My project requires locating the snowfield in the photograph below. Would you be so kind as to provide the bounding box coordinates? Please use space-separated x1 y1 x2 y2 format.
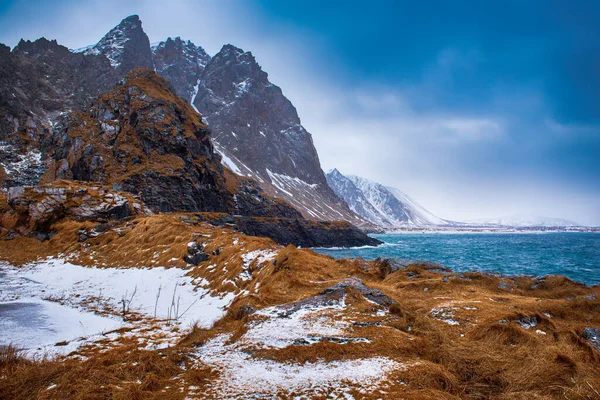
0 258 234 357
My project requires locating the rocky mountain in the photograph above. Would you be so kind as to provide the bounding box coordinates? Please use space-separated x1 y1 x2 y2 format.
22 68 377 247
42 68 233 213
0 15 160 190
0 14 367 226
191 44 364 224
326 169 450 228
81 15 153 74
151 37 210 105
0 39 119 187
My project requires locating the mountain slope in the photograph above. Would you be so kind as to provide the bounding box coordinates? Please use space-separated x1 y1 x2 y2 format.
326 169 449 228
0 39 119 187
192 44 366 225
325 169 395 227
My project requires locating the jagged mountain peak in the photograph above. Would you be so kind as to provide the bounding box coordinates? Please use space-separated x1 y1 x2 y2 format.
153 36 207 56
327 168 343 177
209 44 266 81
152 36 210 67
82 14 153 71
13 37 63 56
152 37 210 105
220 43 250 56
121 14 141 24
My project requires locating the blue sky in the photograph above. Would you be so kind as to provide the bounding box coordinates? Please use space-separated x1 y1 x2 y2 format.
1 0 599 224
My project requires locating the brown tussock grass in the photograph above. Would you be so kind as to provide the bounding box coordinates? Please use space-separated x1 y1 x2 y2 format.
1 211 600 399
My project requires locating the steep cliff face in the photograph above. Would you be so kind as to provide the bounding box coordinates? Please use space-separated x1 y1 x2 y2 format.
193 44 366 225
152 37 210 105
0 15 154 188
0 38 118 187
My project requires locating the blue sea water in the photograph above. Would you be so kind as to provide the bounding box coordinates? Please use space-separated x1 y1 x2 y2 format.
314 232 600 286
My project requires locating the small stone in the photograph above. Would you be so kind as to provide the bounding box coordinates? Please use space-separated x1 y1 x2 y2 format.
582 327 600 352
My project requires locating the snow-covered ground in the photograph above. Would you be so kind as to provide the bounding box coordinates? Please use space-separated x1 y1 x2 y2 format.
0 258 234 357
195 333 404 398
0 299 120 357
192 295 404 398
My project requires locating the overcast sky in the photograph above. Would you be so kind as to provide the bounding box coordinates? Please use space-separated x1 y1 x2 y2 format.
1 0 599 225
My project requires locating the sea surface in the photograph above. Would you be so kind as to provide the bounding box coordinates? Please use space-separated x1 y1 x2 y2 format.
314 232 600 286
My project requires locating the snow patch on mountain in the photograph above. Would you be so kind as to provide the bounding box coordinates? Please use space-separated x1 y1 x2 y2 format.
82 18 134 67
326 169 449 228
78 15 153 73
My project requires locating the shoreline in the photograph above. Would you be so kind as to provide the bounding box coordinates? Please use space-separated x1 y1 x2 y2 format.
381 228 600 234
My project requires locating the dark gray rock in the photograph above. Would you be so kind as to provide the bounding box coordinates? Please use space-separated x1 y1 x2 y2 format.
582 327 600 352
498 281 514 291
233 216 382 248
275 277 395 318
233 182 302 219
184 241 209 265
514 316 538 329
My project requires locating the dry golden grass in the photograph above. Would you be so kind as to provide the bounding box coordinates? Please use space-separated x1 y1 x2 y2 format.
1 212 599 399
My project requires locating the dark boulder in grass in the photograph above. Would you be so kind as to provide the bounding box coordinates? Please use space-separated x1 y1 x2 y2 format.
582 327 600 352
273 277 395 317
184 240 210 265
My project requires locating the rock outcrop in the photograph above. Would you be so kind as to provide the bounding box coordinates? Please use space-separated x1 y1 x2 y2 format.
43 69 233 213
278 277 396 315
0 180 147 239
190 213 382 248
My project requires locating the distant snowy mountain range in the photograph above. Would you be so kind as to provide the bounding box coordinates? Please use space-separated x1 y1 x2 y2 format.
468 214 581 228
326 169 584 230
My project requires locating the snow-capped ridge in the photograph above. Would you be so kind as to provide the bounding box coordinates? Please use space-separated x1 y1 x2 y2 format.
326 169 450 228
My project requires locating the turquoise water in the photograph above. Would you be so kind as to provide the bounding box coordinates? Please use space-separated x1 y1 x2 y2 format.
314 232 600 286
